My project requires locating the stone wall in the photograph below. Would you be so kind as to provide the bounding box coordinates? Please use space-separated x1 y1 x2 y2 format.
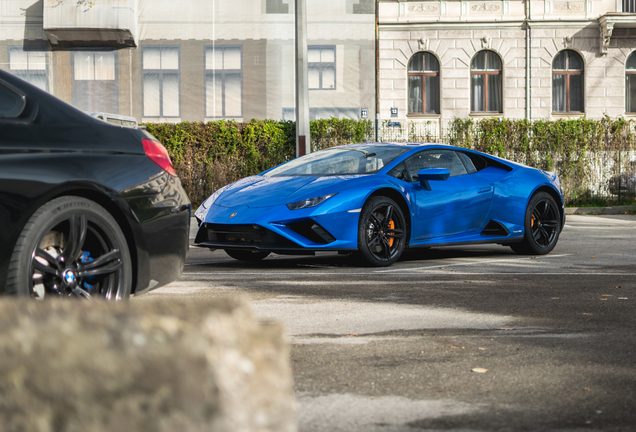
0 298 296 432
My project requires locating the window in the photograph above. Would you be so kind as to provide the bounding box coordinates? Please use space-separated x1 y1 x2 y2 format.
72 51 118 113
623 0 636 12
205 46 242 118
142 46 180 118
408 52 440 115
352 0 374 14
471 50 502 113
0 82 25 118
308 46 336 90
266 0 289 13
553 50 584 113
626 52 636 113
8 47 47 91
403 150 468 181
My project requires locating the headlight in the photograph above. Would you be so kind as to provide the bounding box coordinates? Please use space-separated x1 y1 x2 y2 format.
286 193 337 210
194 185 229 221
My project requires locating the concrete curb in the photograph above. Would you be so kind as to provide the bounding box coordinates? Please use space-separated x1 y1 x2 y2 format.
565 205 636 215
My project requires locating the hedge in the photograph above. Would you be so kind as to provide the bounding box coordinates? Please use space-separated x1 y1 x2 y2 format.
143 117 636 207
143 119 373 206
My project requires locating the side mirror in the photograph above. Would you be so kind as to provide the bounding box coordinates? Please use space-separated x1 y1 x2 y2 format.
417 168 450 190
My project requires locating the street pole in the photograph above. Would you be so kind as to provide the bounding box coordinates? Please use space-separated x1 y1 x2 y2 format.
295 0 310 157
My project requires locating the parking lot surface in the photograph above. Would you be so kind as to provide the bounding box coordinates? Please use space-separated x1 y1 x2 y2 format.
136 215 636 431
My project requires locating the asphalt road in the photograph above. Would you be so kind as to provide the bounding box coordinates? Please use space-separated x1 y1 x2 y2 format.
135 215 636 432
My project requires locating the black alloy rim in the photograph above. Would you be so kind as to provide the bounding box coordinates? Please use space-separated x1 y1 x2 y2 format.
530 199 560 248
365 204 405 261
29 214 124 300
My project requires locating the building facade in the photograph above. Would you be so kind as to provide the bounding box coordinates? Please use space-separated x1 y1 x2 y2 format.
0 0 375 123
378 0 636 133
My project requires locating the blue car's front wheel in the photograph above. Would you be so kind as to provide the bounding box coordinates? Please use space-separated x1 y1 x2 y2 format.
511 192 561 255
357 196 406 267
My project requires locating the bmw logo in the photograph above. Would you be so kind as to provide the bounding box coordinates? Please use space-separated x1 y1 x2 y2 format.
230 212 237 218
63 269 76 285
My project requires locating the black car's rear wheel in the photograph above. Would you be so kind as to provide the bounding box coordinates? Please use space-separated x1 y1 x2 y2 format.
225 249 271 261
510 192 561 255
6 196 132 300
357 196 406 267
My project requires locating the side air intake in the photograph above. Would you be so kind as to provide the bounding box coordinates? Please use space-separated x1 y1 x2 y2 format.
480 220 510 237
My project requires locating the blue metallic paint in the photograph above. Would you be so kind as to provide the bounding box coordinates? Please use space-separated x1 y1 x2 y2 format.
194 143 564 257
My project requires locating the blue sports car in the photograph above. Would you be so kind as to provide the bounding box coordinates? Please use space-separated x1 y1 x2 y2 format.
194 143 564 267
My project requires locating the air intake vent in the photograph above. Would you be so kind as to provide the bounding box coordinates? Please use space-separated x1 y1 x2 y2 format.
287 221 336 244
481 220 510 237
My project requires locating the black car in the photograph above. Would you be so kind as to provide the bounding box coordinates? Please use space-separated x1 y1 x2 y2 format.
0 70 190 300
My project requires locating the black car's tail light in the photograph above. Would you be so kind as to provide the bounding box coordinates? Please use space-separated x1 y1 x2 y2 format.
142 138 177 177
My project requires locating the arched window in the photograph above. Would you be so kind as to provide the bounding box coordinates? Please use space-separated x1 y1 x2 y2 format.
553 50 584 113
626 52 636 113
471 50 502 113
408 52 440 114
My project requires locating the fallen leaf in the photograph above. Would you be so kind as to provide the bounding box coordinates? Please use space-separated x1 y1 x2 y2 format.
349 333 358 337
531 256 536 259
552 297 560 300
512 278 518 281
472 368 488 374
478 347 487 351
583 387 591 391
591 256 595 258
439 267 445 269
615 286 622 288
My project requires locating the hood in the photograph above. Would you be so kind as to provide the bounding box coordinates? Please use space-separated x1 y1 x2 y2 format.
216 175 362 208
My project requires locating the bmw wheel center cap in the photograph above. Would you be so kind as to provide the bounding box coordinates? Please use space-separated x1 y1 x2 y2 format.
63 269 77 286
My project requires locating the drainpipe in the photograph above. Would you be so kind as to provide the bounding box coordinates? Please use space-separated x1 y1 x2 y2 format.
525 0 532 120
375 0 380 142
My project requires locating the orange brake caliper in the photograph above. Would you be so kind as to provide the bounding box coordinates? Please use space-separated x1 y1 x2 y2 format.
387 220 395 247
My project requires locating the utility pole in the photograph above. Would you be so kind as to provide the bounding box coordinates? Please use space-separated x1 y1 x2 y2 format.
295 0 310 157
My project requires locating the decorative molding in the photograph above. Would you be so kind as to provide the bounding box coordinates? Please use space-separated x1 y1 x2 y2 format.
471 2 501 13
564 35 573 48
553 1 584 12
409 3 439 14
600 20 614 55
481 36 492 49
419 37 430 50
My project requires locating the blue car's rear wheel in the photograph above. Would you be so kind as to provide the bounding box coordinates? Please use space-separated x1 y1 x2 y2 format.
357 196 406 267
511 192 561 255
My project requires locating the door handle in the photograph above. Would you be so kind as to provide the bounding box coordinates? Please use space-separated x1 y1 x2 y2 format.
478 186 492 194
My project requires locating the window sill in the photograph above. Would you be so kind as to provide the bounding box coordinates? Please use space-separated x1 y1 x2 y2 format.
469 113 503 118
141 117 181 123
407 114 441 119
552 112 585 119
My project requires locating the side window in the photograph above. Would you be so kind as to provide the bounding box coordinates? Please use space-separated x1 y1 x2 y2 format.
0 83 25 119
457 152 477 174
404 150 468 180
388 162 412 182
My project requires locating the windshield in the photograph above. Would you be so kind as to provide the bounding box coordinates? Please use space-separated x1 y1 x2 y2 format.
264 146 411 177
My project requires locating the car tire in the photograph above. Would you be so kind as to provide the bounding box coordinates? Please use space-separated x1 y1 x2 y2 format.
357 196 407 267
225 249 271 261
6 196 132 300
510 191 561 255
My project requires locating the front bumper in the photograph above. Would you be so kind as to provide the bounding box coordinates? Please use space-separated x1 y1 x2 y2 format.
194 203 360 252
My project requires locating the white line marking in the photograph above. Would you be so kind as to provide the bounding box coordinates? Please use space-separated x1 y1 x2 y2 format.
373 254 573 273
180 270 636 277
